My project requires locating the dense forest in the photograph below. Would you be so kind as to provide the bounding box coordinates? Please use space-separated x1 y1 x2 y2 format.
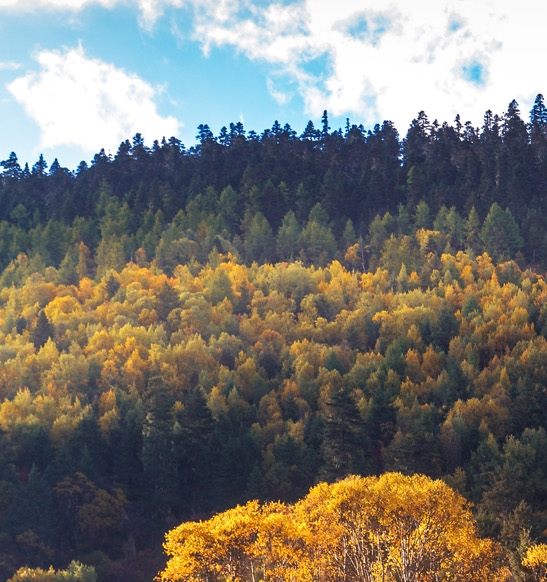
2 97 547 580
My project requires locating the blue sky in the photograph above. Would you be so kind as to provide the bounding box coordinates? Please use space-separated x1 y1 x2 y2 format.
0 0 545 171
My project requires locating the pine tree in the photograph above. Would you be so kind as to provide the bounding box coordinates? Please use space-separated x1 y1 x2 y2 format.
276 210 301 261
31 310 54 349
465 205 481 252
174 386 216 514
142 375 178 518
1 152 22 180
243 212 274 263
6 465 57 566
480 203 523 261
320 387 369 481
155 282 180 321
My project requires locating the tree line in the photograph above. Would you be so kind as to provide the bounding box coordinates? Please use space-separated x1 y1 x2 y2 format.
1 96 547 275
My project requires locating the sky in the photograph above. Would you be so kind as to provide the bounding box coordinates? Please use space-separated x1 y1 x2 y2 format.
0 0 545 172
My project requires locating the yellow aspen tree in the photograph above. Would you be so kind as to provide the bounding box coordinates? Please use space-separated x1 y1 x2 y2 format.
123 347 149 392
159 519 217 582
159 474 508 582
160 501 262 582
372 473 495 582
523 544 547 582
252 502 313 582
295 473 506 582
44 294 83 327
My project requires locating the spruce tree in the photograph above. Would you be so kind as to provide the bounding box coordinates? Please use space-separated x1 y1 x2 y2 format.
31 310 53 349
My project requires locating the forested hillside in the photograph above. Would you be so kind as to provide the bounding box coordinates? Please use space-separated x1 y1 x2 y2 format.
1 98 547 580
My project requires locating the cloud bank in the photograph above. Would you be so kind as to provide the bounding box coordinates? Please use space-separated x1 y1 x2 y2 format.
2 0 546 139
184 0 542 129
8 46 181 156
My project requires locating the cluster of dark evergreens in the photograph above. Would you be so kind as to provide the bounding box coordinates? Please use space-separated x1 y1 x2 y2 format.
1 96 547 276
1 97 547 581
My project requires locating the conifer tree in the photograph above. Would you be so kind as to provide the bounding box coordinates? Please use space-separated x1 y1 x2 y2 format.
320 387 369 481
481 203 523 261
31 310 54 349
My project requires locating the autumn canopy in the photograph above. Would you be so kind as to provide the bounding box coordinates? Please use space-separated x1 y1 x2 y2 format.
159 472 508 582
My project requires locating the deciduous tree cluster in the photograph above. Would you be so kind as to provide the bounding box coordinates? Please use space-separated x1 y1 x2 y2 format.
159 473 509 582
0 245 545 579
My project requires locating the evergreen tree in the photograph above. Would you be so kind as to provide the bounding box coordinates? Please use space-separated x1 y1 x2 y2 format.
31 310 54 349
276 210 301 261
155 282 180 321
413 200 431 229
242 211 274 263
174 386 216 514
321 110 330 139
1 152 22 180
6 466 57 566
465 205 481 252
320 387 370 481
142 375 178 519
480 203 523 261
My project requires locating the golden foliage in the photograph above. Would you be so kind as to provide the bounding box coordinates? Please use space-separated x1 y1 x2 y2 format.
523 544 547 581
159 473 506 582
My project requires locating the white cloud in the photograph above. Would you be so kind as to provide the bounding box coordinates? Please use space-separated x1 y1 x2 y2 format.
0 0 114 10
182 0 547 131
0 0 185 28
3 0 547 132
0 61 20 70
266 77 291 106
8 45 181 155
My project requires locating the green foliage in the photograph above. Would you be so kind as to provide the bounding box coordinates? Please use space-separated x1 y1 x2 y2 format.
320 387 369 480
300 218 337 266
31 311 53 349
481 203 523 261
275 210 301 261
242 211 274 263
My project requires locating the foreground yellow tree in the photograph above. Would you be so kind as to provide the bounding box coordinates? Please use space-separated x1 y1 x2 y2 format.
296 473 507 582
159 501 262 582
523 544 547 581
158 473 509 582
